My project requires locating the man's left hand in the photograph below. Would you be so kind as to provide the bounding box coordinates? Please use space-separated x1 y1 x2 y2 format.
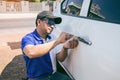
63 36 79 49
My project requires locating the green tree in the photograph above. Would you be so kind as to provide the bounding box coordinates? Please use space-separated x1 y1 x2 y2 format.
35 0 40 2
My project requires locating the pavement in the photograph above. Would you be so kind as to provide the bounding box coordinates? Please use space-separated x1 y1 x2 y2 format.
0 13 36 79
0 13 37 19
0 27 34 76
0 12 38 79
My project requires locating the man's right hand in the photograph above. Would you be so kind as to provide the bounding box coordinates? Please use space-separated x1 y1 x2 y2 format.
56 32 73 44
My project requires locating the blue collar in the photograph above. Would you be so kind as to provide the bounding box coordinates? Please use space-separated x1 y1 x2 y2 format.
32 29 51 41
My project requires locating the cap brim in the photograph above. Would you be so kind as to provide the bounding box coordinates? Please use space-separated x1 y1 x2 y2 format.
47 16 62 24
54 17 62 24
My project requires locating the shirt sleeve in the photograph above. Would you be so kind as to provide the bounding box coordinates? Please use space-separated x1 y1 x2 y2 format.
54 44 64 55
21 35 34 51
49 34 64 54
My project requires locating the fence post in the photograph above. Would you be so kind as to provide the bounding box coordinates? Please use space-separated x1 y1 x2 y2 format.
21 1 29 13
0 1 6 13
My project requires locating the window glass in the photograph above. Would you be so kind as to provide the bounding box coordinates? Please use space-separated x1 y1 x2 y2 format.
88 0 120 24
61 0 83 16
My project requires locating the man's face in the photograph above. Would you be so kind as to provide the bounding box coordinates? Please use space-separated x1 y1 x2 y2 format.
44 19 55 34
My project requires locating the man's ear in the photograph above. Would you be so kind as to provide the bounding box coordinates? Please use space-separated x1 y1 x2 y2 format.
37 19 41 26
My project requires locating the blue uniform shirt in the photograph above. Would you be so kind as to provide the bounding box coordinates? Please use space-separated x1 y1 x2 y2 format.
21 29 62 78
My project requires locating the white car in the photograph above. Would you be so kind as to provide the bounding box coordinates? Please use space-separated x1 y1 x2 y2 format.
53 0 120 80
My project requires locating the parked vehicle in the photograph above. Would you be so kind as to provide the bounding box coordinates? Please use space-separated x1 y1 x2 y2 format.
53 0 120 80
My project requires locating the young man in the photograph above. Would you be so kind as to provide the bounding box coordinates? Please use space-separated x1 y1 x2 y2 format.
21 11 79 80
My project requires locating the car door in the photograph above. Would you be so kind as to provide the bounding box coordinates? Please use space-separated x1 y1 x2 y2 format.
53 0 120 80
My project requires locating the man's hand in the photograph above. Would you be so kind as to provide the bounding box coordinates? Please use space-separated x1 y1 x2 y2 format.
63 36 79 49
56 36 79 62
56 32 73 44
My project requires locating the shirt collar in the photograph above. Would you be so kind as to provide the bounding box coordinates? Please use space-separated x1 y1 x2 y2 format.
32 29 51 41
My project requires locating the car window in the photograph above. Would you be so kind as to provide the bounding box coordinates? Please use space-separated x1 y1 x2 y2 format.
61 0 120 24
88 0 120 24
61 0 83 16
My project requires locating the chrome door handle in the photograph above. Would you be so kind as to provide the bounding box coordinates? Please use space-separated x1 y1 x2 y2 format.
77 36 92 46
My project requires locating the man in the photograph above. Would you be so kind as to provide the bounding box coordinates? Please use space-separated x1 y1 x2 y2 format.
21 11 79 80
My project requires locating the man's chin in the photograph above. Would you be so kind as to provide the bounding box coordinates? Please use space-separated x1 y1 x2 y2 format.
47 32 51 34
47 30 53 34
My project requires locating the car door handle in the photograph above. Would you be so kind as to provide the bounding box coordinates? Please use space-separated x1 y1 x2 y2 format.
77 36 92 46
